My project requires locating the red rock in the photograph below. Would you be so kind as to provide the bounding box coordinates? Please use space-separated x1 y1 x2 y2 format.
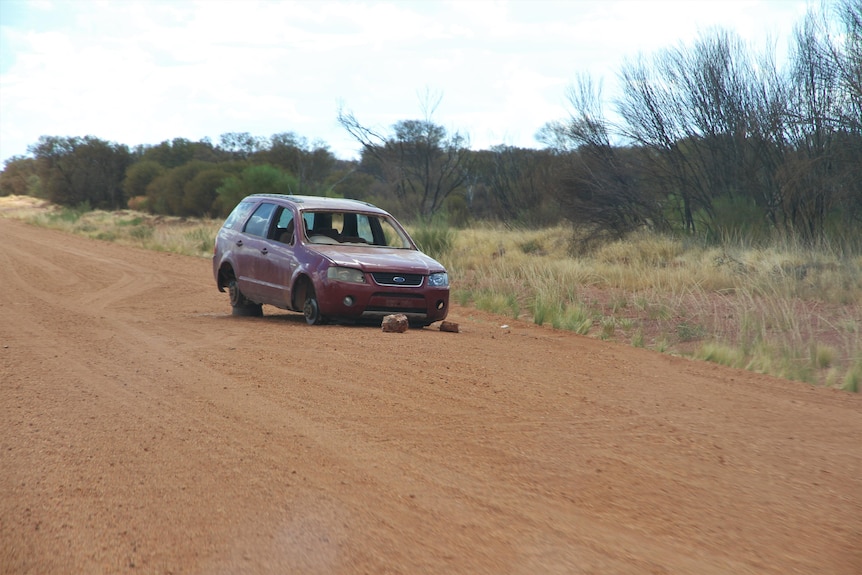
381 314 409 333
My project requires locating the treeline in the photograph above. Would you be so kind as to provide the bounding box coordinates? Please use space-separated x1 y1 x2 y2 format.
0 128 563 226
1 1 859 245
540 1 861 245
0 133 347 218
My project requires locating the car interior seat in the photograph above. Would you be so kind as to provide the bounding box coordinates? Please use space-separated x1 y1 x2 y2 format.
279 220 295 244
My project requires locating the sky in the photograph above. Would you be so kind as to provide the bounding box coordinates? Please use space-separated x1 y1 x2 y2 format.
0 0 813 165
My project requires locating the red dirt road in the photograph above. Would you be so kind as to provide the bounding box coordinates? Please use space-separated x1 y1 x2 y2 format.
1 218 860 575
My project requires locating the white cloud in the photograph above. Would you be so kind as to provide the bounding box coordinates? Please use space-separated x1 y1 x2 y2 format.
1 0 811 164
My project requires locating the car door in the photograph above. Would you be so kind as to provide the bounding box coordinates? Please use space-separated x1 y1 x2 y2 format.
256 205 299 309
235 201 277 303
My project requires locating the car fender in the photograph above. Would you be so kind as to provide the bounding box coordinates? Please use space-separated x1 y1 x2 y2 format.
215 249 243 286
287 256 332 311
214 252 236 290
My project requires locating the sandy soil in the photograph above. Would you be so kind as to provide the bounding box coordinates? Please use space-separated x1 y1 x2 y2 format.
1 218 860 575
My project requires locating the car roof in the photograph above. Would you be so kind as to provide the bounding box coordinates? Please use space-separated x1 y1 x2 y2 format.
246 194 388 214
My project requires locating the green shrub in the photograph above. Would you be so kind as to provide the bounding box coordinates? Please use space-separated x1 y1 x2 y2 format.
129 226 153 240
412 218 455 260
531 296 560 326
556 304 592 335
843 362 862 393
475 291 518 317
677 321 706 342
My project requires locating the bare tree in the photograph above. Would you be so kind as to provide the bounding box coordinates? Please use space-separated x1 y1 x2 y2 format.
337 92 470 217
467 145 561 224
832 0 862 226
778 7 848 241
539 74 667 242
617 52 705 232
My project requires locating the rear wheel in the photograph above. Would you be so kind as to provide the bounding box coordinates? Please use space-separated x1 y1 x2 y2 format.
228 278 262 317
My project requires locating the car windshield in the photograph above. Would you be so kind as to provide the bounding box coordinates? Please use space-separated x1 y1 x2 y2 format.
301 210 413 248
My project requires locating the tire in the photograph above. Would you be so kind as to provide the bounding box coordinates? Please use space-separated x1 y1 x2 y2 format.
302 285 326 325
228 278 262 317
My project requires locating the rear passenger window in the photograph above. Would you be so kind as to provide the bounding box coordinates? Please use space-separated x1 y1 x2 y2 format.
244 203 276 237
223 200 255 230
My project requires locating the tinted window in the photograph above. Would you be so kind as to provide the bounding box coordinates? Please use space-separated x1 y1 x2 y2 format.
271 206 295 243
275 207 294 229
244 203 276 237
222 200 255 230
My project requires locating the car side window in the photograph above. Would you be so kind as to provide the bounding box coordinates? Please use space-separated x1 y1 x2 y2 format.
372 216 411 248
270 207 295 244
356 214 375 243
244 203 276 237
223 200 255 230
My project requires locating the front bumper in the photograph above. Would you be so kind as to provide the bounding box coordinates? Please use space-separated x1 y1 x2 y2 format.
316 280 449 324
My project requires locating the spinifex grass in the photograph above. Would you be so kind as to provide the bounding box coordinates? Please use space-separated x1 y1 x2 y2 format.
3 196 859 389
12 202 221 258
443 223 861 389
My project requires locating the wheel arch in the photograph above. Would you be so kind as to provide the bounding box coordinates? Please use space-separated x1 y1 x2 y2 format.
217 261 236 292
290 273 314 311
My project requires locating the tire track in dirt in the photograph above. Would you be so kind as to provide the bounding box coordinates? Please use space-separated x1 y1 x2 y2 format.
2 218 861 575
1 223 372 572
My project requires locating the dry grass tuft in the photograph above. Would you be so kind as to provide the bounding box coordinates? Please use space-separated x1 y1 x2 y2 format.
442 222 861 390
3 197 859 390
0 197 220 258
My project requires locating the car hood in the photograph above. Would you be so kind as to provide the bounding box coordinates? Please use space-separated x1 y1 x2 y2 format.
308 245 445 274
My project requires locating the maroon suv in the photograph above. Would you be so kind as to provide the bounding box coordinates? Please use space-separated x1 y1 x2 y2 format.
213 194 449 326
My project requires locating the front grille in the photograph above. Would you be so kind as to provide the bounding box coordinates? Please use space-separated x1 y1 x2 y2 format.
371 272 423 287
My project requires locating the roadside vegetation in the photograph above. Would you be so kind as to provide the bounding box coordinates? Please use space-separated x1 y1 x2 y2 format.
440 222 860 392
2 195 859 392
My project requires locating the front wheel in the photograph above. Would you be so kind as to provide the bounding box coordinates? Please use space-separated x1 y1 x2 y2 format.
228 278 262 317
302 287 326 325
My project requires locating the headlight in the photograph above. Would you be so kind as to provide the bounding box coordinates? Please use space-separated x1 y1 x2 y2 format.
427 272 449 287
327 266 366 283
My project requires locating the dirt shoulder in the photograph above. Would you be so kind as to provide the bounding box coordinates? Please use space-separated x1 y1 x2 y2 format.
1 218 860 574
